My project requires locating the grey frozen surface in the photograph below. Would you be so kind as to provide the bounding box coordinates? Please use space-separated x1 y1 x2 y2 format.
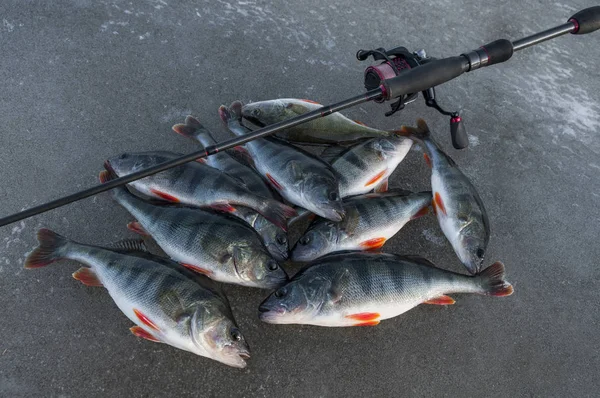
1 0 599 396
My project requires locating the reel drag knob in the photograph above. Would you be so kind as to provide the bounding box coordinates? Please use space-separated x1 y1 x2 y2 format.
450 114 468 149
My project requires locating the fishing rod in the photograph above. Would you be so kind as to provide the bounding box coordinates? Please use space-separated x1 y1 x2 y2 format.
1 6 599 228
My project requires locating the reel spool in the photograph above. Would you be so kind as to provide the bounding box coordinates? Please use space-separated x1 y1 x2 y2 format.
357 47 468 149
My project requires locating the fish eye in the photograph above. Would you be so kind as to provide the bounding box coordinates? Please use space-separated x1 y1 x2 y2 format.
276 233 287 245
328 191 339 201
274 287 287 298
252 109 261 117
299 235 310 245
267 260 279 271
476 248 485 258
230 327 242 341
119 153 129 160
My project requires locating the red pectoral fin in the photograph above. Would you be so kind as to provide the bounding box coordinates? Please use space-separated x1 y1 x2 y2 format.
359 237 386 250
423 153 432 168
354 120 367 126
434 192 447 215
423 295 455 305
365 170 387 187
133 309 160 331
346 312 380 321
130 326 160 343
181 263 213 277
150 189 180 203
266 173 284 191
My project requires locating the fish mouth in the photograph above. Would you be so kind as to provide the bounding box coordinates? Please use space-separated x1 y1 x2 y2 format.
464 262 481 275
265 243 289 262
258 305 293 324
289 248 314 263
238 350 251 360
263 273 289 290
258 304 272 313
317 206 345 222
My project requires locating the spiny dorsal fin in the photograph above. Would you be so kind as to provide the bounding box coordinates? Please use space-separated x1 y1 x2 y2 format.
109 239 149 253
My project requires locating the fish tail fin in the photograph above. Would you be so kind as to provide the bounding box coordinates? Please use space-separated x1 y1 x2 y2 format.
218 105 240 134
99 168 130 201
24 229 71 269
257 200 297 232
229 101 244 120
477 261 514 296
172 116 203 139
395 118 431 141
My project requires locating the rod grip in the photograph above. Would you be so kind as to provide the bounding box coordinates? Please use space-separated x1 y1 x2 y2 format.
569 6 600 34
479 39 514 66
381 56 469 100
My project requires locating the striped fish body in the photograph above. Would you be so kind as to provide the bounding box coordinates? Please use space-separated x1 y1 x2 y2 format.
329 137 413 197
241 98 393 145
172 117 274 198
291 191 432 262
112 187 287 289
25 229 250 368
220 103 344 222
172 117 288 261
401 119 490 274
259 252 512 327
104 151 295 230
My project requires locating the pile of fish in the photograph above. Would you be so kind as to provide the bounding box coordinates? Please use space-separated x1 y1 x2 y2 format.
25 98 513 368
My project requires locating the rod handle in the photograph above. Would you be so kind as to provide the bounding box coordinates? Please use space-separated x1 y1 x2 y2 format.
569 6 600 34
479 39 514 66
381 56 469 100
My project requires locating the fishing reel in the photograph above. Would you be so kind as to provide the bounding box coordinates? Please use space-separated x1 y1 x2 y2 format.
357 47 468 149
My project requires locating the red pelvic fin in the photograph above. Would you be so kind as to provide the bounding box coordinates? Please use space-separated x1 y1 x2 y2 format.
133 309 160 331
434 192 447 215
130 326 160 343
345 312 380 321
423 295 455 305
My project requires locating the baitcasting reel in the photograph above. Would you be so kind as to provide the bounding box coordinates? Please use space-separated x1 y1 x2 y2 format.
357 47 468 149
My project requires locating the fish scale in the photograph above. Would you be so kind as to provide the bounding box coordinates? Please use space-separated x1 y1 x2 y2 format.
219 102 345 222
291 191 432 262
327 136 413 198
107 183 288 289
240 98 399 145
401 119 490 274
171 117 289 261
105 151 295 231
259 252 513 327
24 229 250 368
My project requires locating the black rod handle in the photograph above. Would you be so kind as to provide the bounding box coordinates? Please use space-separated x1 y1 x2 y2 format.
381 56 470 100
569 6 600 34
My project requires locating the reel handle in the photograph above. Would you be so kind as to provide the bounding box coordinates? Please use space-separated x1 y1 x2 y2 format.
569 6 600 34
